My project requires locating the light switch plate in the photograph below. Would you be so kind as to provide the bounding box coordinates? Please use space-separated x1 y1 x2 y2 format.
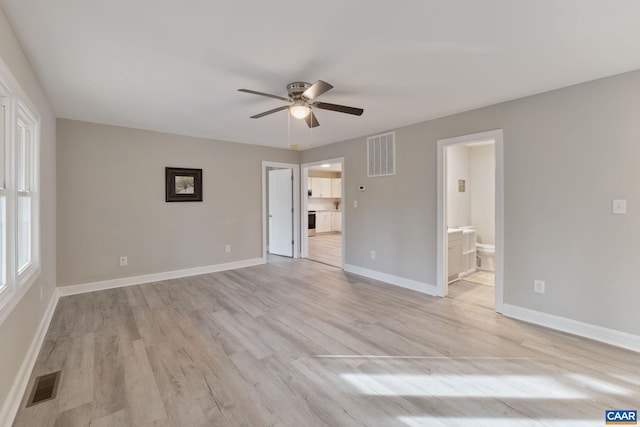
612 199 627 215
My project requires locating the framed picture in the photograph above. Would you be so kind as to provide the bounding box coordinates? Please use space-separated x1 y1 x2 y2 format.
165 167 203 202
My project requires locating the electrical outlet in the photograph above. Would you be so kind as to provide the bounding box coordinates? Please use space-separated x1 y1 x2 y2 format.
225 244 231 253
370 250 376 260
353 200 358 208
534 280 545 294
120 256 128 266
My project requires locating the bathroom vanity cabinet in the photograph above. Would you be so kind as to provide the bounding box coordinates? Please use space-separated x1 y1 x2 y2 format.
448 228 477 283
461 229 477 277
447 230 463 283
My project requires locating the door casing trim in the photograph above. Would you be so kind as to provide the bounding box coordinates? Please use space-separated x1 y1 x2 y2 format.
436 129 504 313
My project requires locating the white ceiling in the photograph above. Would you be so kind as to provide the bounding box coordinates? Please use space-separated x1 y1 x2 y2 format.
2 1 640 150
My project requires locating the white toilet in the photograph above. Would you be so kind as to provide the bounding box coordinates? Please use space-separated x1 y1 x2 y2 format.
476 243 495 272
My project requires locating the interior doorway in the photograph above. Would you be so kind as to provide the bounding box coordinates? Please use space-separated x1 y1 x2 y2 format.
437 130 504 312
262 162 300 260
301 158 344 268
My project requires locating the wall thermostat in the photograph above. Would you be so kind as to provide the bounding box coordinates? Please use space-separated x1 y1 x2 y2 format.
358 185 366 191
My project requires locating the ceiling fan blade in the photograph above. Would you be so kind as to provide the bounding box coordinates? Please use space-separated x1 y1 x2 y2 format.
302 80 334 100
313 102 364 116
250 105 289 119
238 88 290 102
305 111 319 128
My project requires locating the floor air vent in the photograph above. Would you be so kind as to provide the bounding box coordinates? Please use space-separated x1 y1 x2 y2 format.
27 371 61 407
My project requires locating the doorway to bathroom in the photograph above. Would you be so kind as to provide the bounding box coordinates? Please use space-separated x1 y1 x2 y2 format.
436 130 504 312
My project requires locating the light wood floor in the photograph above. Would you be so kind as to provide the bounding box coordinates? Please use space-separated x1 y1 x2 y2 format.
308 232 342 268
13 257 640 426
464 270 495 287
447 279 494 311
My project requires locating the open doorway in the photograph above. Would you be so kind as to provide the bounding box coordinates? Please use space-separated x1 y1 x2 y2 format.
262 162 300 260
437 130 504 312
302 158 344 268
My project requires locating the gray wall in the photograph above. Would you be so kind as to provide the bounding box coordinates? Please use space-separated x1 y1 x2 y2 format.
0 7 57 416
57 120 299 286
302 69 640 337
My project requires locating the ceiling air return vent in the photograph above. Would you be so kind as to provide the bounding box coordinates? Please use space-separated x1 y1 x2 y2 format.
367 131 395 177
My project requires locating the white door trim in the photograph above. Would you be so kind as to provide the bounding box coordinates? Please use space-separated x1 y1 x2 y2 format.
262 161 300 261
301 157 345 268
436 129 504 313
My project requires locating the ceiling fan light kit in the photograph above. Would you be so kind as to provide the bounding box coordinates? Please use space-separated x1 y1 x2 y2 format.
290 102 311 119
238 80 364 128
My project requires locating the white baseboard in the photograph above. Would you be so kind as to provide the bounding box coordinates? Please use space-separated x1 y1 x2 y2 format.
342 264 640 353
58 258 265 297
343 264 438 296
0 288 59 426
502 303 640 353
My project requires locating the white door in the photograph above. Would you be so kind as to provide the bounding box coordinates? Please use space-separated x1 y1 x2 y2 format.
268 168 293 257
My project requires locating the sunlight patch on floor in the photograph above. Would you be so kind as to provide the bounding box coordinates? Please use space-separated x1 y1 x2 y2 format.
316 355 584 360
565 374 631 395
398 416 597 427
340 373 586 398
611 373 640 387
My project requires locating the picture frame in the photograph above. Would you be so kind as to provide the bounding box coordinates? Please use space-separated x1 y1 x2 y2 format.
165 167 203 202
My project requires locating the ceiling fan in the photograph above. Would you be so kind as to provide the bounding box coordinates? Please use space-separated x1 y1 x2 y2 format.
238 80 364 128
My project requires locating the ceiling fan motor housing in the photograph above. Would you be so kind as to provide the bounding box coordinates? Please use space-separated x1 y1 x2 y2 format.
287 82 312 100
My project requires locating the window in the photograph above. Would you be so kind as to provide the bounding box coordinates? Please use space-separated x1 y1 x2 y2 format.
0 71 40 324
0 93 7 292
16 105 36 274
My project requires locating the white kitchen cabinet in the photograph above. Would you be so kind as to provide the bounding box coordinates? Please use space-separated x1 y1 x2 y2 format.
331 211 342 232
310 177 332 198
309 177 342 198
309 177 318 197
331 178 342 198
316 211 332 233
